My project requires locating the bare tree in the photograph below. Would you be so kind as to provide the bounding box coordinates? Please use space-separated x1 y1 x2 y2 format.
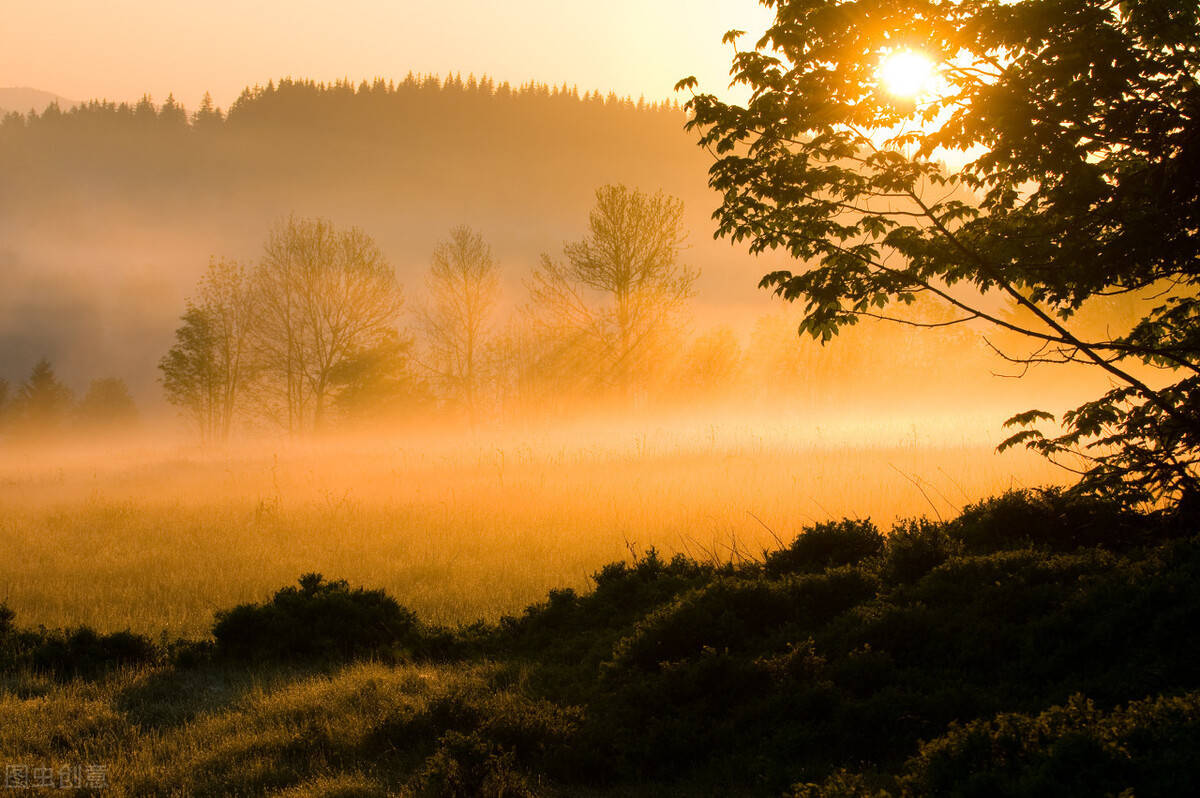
419 225 499 409
527 185 697 392
254 216 404 432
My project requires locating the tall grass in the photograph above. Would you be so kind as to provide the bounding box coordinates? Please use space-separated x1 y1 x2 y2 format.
0 409 1064 636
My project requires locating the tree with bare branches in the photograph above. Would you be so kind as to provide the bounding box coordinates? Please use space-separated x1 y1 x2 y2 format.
254 216 404 432
527 184 697 393
419 226 499 410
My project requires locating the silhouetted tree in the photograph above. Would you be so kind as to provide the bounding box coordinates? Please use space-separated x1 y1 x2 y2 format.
76 378 139 432
160 307 222 441
254 216 404 432
420 226 499 409
191 92 223 130
159 258 253 441
12 359 74 436
682 0 1200 504
528 185 697 392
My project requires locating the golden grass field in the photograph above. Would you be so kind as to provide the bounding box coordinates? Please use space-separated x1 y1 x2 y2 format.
0 406 1067 637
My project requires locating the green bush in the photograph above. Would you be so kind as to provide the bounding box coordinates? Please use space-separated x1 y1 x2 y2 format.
609 569 876 672
899 693 1200 798
416 730 538 798
212 573 419 662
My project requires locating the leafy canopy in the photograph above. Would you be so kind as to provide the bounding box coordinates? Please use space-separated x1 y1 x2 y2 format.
681 0 1200 504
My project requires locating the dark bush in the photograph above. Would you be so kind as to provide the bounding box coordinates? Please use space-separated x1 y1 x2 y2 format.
898 693 1200 798
0 604 159 679
950 489 1146 554
609 568 876 671
29 627 160 677
416 730 537 798
212 573 419 662
765 519 885 576
882 518 958 585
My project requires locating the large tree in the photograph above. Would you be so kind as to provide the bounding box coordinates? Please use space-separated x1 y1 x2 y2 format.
681 0 1200 504
527 184 697 393
254 216 404 432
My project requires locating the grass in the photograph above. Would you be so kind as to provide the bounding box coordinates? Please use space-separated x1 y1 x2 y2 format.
0 409 1064 636
2 487 1197 796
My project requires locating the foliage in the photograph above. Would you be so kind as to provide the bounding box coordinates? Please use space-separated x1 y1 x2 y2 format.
159 257 253 441
681 0 1200 504
764 518 886 576
890 692 1200 798
211 573 420 663
0 608 159 679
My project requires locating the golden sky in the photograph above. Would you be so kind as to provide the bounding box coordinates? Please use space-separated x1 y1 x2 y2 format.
3 0 773 109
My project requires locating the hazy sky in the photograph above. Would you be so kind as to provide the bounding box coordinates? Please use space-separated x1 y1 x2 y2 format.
3 0 774 109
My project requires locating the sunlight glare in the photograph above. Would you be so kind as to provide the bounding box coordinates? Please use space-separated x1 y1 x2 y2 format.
879 50 935 98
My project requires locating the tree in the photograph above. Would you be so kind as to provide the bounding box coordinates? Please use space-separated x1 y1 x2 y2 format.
160 307 222 440
192 92 224 131
678 326 744 397
420 226 500 409
527 184 697 393
681 0 1200 504
76 378 139 432
0 379 10 433
330 329 424 421
12 359 74 436
159 258 253 441
254 216 404 432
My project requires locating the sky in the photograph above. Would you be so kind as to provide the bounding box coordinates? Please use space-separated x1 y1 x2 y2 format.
2 0 775 110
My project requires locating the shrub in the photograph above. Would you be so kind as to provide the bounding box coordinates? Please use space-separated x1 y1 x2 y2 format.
609 569 876 671
950 489 1145 554
416 731 537 798
882 519 957 585
899 693 1200 798
29 627 159 677
212 573 419 662
765 519 885 576
0 604 159 679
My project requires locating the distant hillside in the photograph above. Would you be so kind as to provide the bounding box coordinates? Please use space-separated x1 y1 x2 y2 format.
0 87 75 115
0 76 772 398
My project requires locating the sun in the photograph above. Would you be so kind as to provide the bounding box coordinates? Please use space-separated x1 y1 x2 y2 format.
879 50 936 98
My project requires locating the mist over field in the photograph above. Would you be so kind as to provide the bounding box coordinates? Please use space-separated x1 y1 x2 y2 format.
3 1 1198 791
0 80 758 401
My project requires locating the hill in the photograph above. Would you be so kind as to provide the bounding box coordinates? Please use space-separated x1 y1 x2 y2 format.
0 86 75 115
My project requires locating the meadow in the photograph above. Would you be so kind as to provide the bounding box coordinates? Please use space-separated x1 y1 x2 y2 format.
0 406 1065 637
